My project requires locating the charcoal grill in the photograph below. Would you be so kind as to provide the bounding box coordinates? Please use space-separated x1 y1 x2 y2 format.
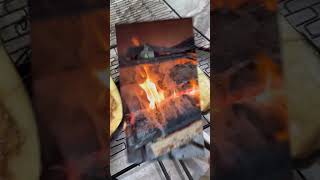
109 0 211 179
1 0 320 179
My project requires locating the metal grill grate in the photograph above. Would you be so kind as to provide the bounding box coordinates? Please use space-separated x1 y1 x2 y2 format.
0 0 318 179
0 0 211 179
0 0 30 88
279 0 320 51
1 0 318 179
109 0 211 179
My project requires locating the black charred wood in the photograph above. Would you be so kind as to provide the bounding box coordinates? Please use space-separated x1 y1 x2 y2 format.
169 63 197 85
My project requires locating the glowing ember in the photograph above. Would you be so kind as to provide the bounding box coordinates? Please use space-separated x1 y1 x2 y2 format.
132 37 140 46
173 90 177 98
139 78 165 109
121 59 201 130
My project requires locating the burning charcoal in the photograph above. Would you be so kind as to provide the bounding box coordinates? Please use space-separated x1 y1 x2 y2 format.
212 2 291 179
229 62 258 92
125 96 142 113
116 19 204 162
169 63 197 85
134 126 160 149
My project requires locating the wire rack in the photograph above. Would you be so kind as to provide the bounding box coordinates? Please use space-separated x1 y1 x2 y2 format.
0 0 31 89
109 0 211 179
279 0 320 52
2 0 318 179
0 0 211 179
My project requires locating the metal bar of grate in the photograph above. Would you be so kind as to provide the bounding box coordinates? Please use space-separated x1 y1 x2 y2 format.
296 169 307 180
158 160 171 180
111 163 141 178
179 160 194 180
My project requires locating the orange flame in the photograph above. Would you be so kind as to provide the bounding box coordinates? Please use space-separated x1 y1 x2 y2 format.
139 77 165 109
131 37 140 47
123 58 201 130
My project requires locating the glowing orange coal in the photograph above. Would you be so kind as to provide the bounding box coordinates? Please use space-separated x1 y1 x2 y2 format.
122 58 201 130
131 37 141 46
139 77 165 109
